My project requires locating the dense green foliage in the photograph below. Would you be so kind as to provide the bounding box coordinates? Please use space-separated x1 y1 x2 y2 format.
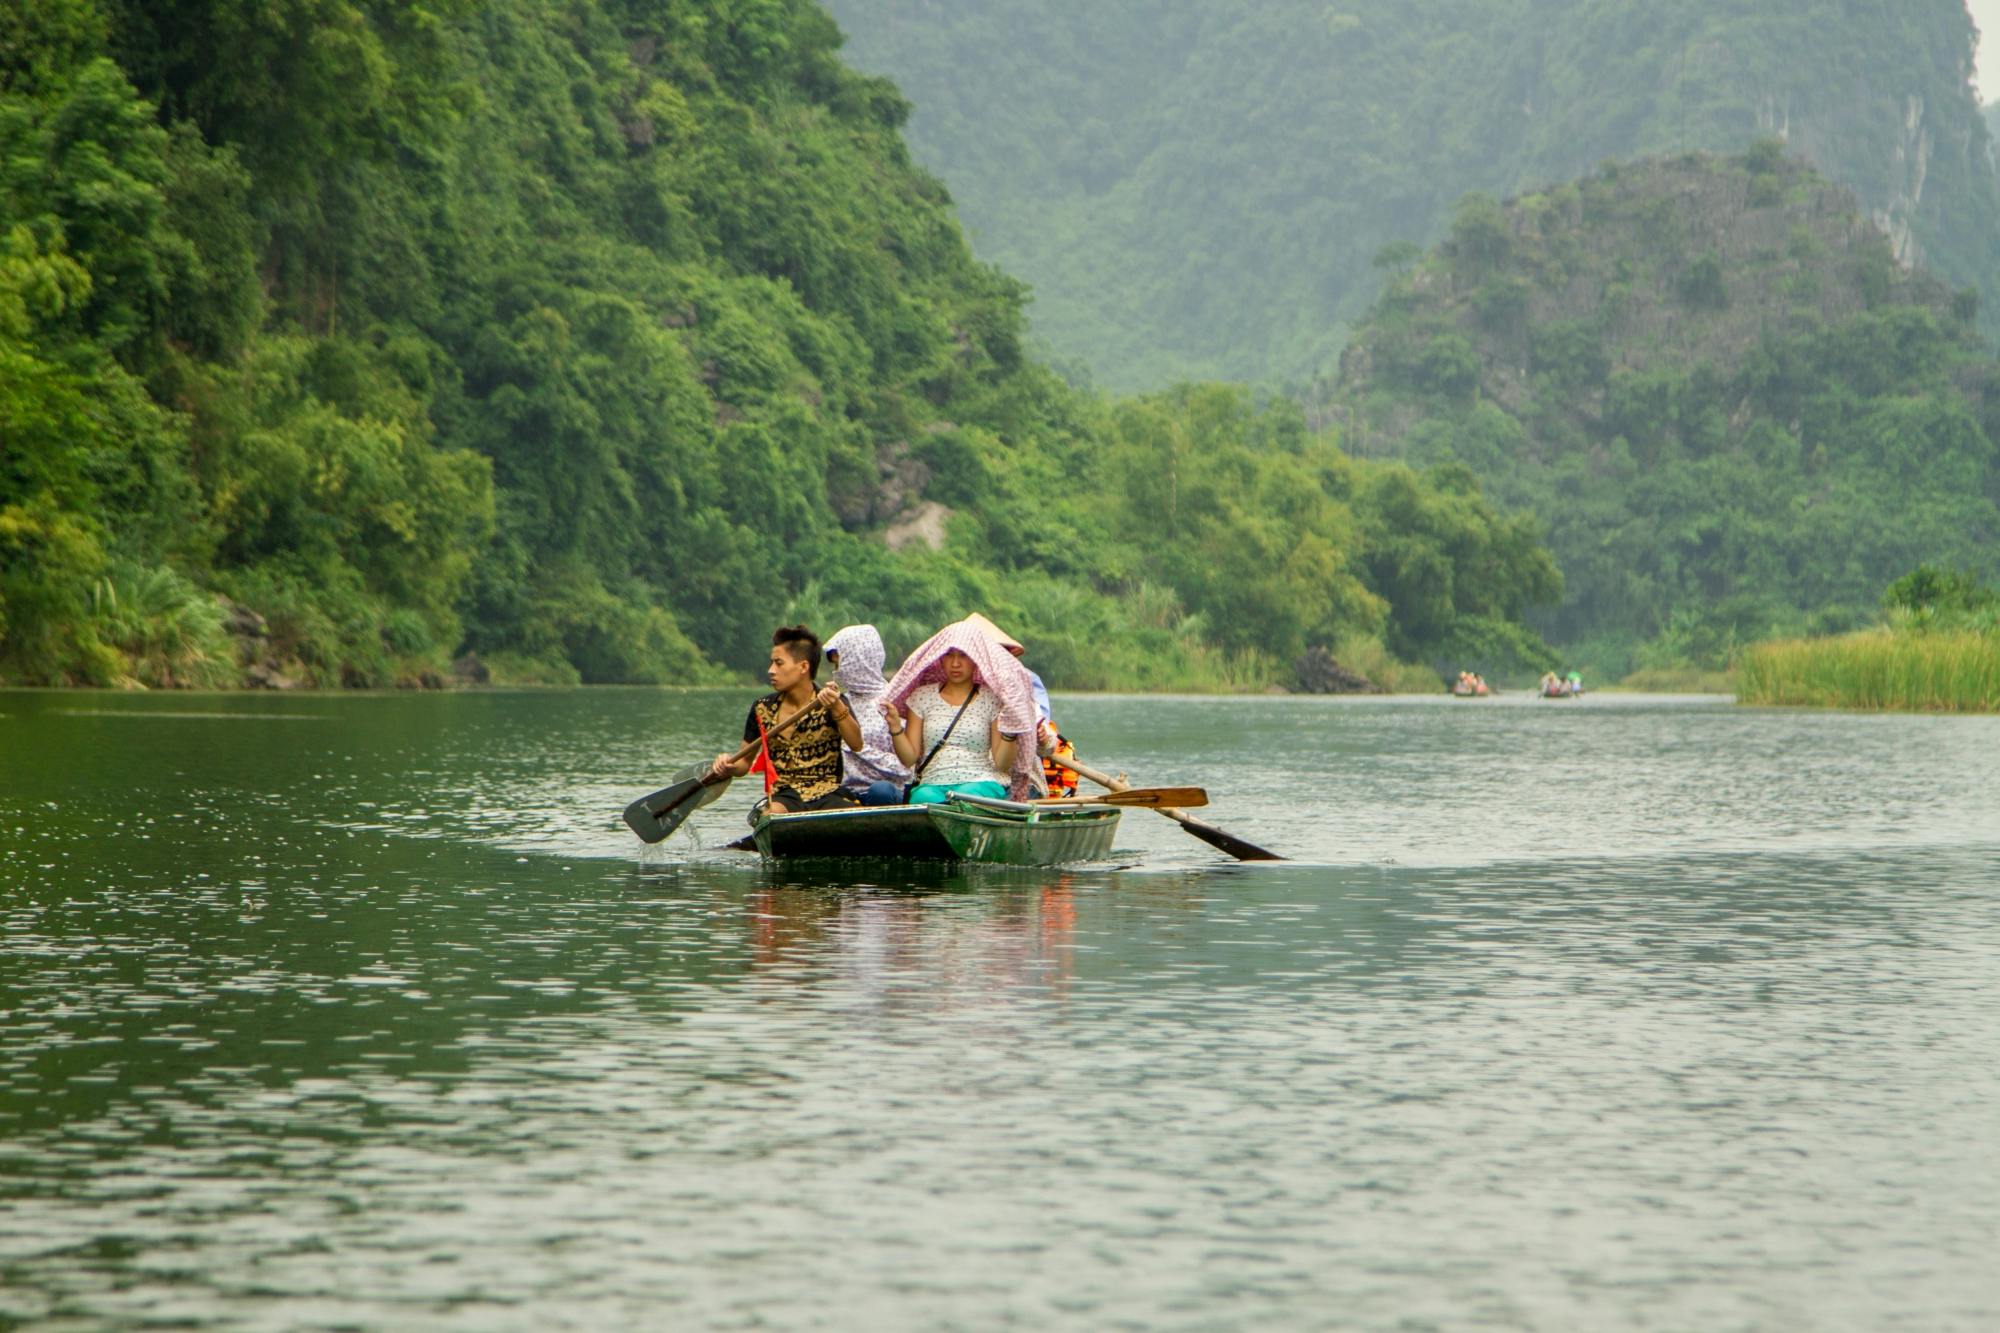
1325 149 2000 678
0 0 1559 690
827 0 2000 389
1882 562 2000 622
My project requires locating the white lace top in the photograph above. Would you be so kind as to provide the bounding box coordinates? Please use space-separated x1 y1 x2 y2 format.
905 684 1008 788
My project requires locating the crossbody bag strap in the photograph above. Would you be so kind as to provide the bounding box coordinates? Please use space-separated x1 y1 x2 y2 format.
912 684 979 782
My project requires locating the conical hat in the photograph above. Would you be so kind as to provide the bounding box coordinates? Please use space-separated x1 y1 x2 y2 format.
961 612 1024 655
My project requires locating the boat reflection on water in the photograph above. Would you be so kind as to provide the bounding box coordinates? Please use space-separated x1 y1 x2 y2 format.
743 874 1086 1004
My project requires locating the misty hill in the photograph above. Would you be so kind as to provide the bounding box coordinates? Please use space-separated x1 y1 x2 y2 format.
1324 147 2000 674
825 0 2000 390
1 0 1558 690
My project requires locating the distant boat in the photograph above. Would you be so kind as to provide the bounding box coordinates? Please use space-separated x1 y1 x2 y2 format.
745 793 1121 865
1538 673 1583 698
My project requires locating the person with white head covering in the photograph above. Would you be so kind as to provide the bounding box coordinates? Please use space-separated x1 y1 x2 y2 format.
824 624 911 805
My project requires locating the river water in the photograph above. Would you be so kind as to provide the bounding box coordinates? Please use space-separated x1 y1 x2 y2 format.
3 688 1998 1328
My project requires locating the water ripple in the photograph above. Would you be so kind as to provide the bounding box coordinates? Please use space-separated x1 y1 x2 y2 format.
5 690 2000 1327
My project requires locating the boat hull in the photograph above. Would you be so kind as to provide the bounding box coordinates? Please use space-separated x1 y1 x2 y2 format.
929 800 1120 866
752 804 957 860
749 796 1120 866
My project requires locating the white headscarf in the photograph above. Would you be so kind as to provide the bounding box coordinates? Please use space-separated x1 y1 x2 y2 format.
825 624 888 696
825 624 908 789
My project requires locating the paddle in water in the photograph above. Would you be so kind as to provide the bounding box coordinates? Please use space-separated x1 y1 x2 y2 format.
1053 752 1283 861
623 699 828 845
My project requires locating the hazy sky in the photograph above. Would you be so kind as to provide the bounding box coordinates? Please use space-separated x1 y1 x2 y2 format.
1973 0 2000 100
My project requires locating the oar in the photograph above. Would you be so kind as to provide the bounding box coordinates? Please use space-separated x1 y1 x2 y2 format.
1039 786 1208 809
1053 753 1283 861
623 698 829 844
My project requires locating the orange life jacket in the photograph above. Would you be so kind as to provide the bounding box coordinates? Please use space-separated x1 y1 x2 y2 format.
1042 735 1078 798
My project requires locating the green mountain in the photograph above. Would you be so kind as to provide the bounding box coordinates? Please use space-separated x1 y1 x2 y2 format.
1325 146 2000 676
0 0 1558 691
825 0 2000 390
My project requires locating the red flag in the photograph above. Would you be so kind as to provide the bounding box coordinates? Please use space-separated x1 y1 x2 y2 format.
750 710 779 794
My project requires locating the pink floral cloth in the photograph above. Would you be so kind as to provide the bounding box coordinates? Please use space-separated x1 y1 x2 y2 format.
883 619 1042 798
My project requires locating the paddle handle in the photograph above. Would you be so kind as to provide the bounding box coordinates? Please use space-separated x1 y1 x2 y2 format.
1036 786 1208 809
1050 751 1132 795
712 691 840 778
1051 751 1202 822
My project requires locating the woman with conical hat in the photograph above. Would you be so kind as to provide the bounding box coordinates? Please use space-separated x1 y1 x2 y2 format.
958 612 1077 796
960 612 1054 726
879 618 1042 802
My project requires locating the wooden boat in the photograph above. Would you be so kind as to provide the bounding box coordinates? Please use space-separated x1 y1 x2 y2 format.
749 793 1121 866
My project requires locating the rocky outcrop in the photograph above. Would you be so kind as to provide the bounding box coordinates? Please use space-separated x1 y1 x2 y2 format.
243 662 298 690
1872 93 1933 268
830 438 938 531
1295 646 1383 694
882 500 953 552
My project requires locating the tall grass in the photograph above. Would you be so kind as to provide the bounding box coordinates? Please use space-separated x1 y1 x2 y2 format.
89 564 235 689
1736 629 2000 712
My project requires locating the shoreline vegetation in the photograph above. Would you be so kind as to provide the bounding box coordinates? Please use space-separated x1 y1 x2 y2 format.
1611 667 1736 695
1321 149 2000 689
1737 631 2000 713
1734 568 2000 714
60 618 1458 696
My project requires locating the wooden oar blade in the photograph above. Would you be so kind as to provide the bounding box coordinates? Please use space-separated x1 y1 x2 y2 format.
623 764 729 844
1078 786 1208 809
1171 811 1284 861
1047 751 1282 860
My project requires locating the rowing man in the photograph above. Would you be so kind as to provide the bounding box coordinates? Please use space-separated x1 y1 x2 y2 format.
711 625 864 818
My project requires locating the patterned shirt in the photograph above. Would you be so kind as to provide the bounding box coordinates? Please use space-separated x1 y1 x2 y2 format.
742 694 844 801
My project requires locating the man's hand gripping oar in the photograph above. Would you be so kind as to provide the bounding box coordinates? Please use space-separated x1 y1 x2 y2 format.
622 690 837 845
